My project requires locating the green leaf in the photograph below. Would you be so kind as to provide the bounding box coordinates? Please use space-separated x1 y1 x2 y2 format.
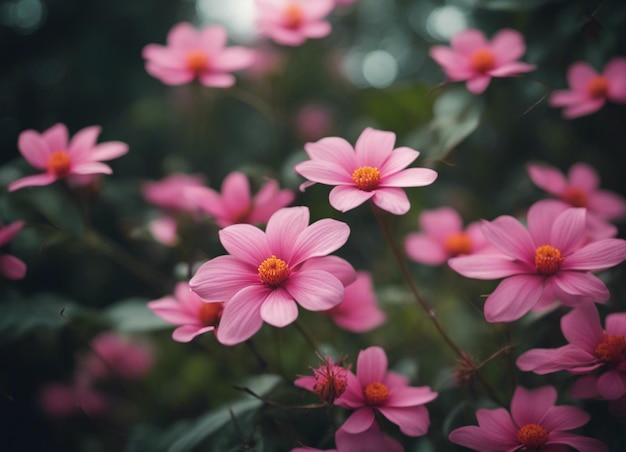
104 298 170 333
27 188 86 238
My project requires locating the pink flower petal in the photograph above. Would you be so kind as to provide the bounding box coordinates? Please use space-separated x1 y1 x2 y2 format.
510 385 556 426
357 346 388 385
199 25 227 52
167 22 199 49
300 22 331 39
42 123 69 152
571 375 600 399
563 99 605 118
266 206 309 260
429 46 474 81
449 425 512 451
71 162 112 175
294 160 353 186
340 407 376 434
568 162 598 190
484 274 544 322
567 62 597 92
354 128 396 168
550 208 586 254
335 371 364 409
546 432 608 452
387 386 438 407
190 255 260 299
9 173 57 191
371 187 411 215
290 218 350 266
466 75 492 94
0 221 25 245
379 147 419 175
527 163 567 196
597 371 626 400
303 136 356 167
172 324 214 342
335 424 403 452
0 254 27 280
259 288 299 327
488 61 535 77
329 185 375 212
298 256 356 287
68 126 101 161
549 90 587 107
489 29 525 63
588 191 626 220
563 238 626 271
420 207 463 239
605 57 626 102
451 29 488 55
18 130 51 169
212 47 254 72
221 172 252 216
475 407 519 444
215 285 267 345
377 405 430 437
405 234 448 265
541 405 590 431
448 254 529 279
527 199 568 246
90 142 129 161
219 224 272 265
606 312 626 336
553 271 609 301
199 73 236 88
481 216 535 264
286 270 344 311
561 304 604 352
145 62 195 85
147 297 198 325
380 167 438 188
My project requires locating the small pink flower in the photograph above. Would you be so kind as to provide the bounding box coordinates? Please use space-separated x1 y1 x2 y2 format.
295 355 349 404
255 0 335 46
517 303 626 402
449 385 607 451
185 171 295 228
292 424 402 452
0 221 27 280
147 216 179 246
404 207 493 266
295 103 335 141
294 127 438 215
448 201 626 322
142 22 254 87
143 172 206 212
8 123 128 192
39 382 108 418
83 332 154 380
189 206 356 345
429 28 536 94
148 282 224 343
334 346 437 437
323 271 385 333
550 57 626 118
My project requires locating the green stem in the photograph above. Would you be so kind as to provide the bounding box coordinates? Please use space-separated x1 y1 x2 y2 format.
294 320 319 353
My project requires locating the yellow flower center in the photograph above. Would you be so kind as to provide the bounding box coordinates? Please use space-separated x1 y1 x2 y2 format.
197 302 223 327
516 423 548 449
47 150 72 177
534 245 563 276
595 333 626 364
186 49 209 74
444 232 473 256
470 48 496 73
352 166 381 191
562 187 588 208
283 3 304 29
363 382 389 405
587 75 609 99
258 255 291 287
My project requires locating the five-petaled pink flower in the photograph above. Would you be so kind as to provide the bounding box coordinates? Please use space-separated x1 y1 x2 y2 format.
550 57 626 118
142 23 254 87
294 127 438 215
255 0 335 46
334 346 437 437
517 303 626 402
404 207 493 266
189 206 356 345
449 385 607 451
448 201 626 322
0 221 27 280
148 282 225 343
9 123 128 192
429 28 536 94
185 171 295 228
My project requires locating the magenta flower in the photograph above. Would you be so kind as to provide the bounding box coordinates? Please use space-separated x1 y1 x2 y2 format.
0 221 27 280
142 23 254 87
83 332 154 380
294 127 438 215
8 123 128 192
550 57 626 118
448 201 626 322
189 206 356 345
255 0 334 47
449 385 607 451
323 271 386 333
517 303 626 402
185 171 295 228
404 207 493 266
292 424 402 452
334 346 437 437
295 355 349 404
148 282 224 343
143 172 206 213
429 28 535 94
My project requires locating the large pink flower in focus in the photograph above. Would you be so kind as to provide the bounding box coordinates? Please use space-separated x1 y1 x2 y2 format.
449 385 607 451
429 28 536 94
185 171 295 228
404 207 492 266
255 0 334 46
334 346 437 437
0 221 27 280
550 57 626 118
148 282 224 343
142 23 254 87
448 201 626 323
294 127 438 215
189 206 356 345
8 123 128 192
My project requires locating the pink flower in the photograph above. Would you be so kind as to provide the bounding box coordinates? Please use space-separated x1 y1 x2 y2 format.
334 346 437 437
147 216 179 246
0 221 27 280
517 303 626 402
294 127 438 215
148 282 224 343
448 201 626 322
8 123 128 192
449 385 607 451
185 171 295 228
295 355 349 404
404 207 493 266
292 424 402 452
323 271 385 333
83 332 154 380
295 103 335 141
550 57 626 118
39 381 108 418
255 0 335 46
189 206 356 345
429 28 536 94
143 173 206 212
142 23 254 87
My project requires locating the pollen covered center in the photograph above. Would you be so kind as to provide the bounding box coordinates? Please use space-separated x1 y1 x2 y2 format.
48 150 72 177
352 166 381 191
364 381 389 405
258 255 291 287
470 48 496 73
186 49 209 73
283 3 304 29
198 302 223 327
444 232 473 256
563 187 588 208
534 245 563 276
587 76 609 99
516 423 548 449
595 333 626 364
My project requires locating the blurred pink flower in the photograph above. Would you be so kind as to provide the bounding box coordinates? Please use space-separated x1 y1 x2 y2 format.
148 282 224 343
255 0 334 46
517 303 626 402
295 103 335 141
404 207 492 266
550 57 626 118
143 172 206 212
334 346 437 437
295 127 438 215
84 332 154 380
8 123 128 192
190 206 356 345
142 23 254 87
39 381 108 418
448 201 626 323
323 271 385 332
147 216 179 246
295 355 349 404
0 221 26 280
449 385 607 451
185 171 295 228
292 424 402 452
429 28 535 94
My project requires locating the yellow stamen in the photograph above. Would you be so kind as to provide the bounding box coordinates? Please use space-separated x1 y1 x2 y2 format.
352 166 381 191
363 382 389 405
258 255 291 287
470 48 496 73
534 245 563 276
186 49 209 74
47 150 72 177
516 423 548 448
587 76 609 99
444 232 473 256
